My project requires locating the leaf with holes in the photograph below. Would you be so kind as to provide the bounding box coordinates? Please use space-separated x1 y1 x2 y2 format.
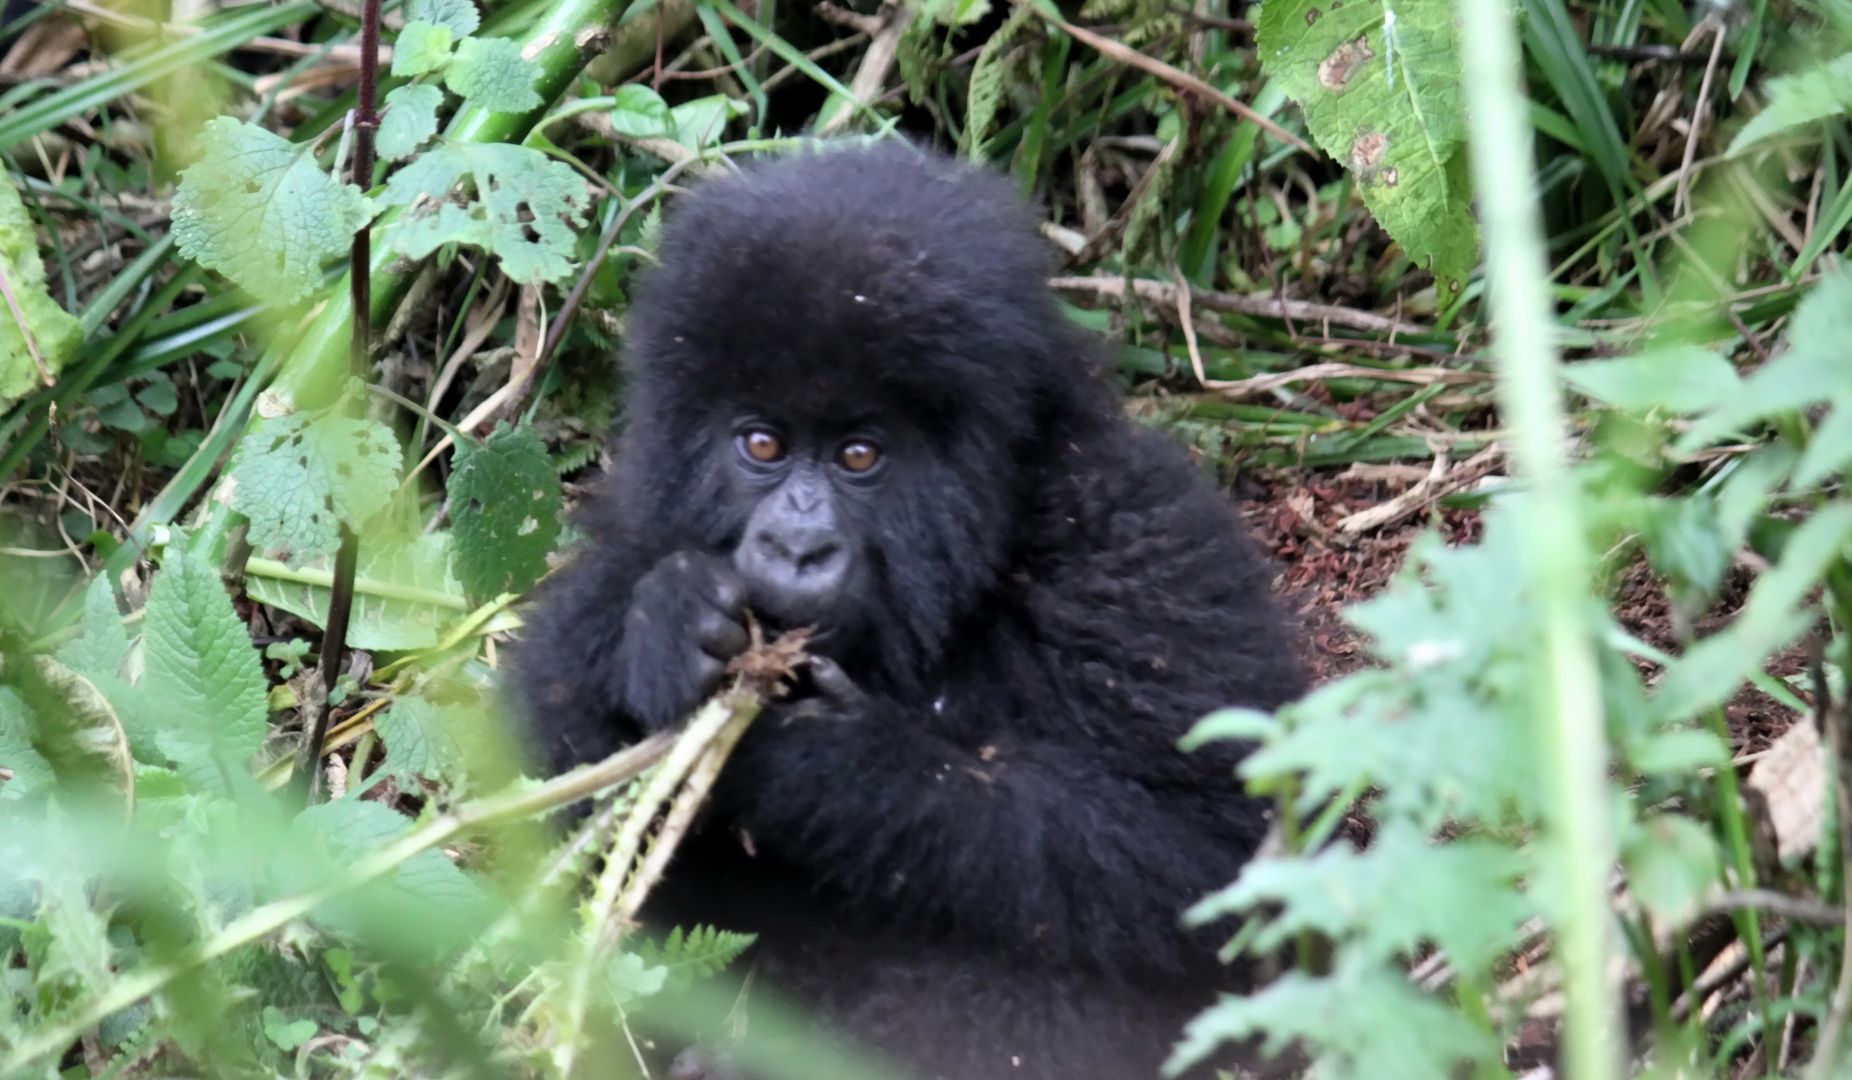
228 408 402 565
444 36 542 113
1257 0 1477 297
449 423 562 603
377 142 590 284
172 117 375 306
379 83 445 160
1 174 81 409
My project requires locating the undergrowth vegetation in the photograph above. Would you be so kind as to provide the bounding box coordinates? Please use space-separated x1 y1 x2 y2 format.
2 0 1852 1072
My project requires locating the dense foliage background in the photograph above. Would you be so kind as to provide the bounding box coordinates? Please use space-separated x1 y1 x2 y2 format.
2 0 1851 1074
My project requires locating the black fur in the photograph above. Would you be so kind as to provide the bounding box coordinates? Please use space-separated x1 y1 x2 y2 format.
514 143 1304 1080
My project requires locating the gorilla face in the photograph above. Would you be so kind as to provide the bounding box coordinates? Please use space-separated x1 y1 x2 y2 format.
723 415 885 644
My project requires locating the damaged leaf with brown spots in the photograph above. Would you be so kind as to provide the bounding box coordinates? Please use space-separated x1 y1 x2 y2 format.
1256 0 1478 299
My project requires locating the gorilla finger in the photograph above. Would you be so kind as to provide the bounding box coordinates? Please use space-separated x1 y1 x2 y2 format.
696 607 750 659
690 652 726 697
701 562 748 615
809 655 866 707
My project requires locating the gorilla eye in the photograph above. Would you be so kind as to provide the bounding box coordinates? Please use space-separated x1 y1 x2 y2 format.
741 429 785 463
838 440 882 473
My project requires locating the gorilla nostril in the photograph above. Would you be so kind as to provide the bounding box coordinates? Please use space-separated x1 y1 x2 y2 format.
796 541 843 573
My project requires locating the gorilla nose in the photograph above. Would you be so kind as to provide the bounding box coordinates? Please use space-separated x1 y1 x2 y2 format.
740 525 850 613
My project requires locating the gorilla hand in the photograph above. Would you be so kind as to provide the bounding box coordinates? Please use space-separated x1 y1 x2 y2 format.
613 551 749 731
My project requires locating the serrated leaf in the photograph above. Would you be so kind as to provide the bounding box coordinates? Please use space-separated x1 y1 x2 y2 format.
1727 53 1852 158
406 0 479 37
0 687 56 800
0 174 81 409
378 142 590 284
391 21 455 77
56 574 127 681
1794 391 1852 489
245 531 466 651
1653 502 1852 721
449 423 562 603
228 408 402 565
1168 953 1499 1079
1677 270 1852 452
610 84 671 138
1257 0 1477 297
375 695 465 780
636 925 757 990
172 117 375 306
1564 345 1742 414
290 798 488 944
379 83 446 161
444 36 543 113
142 533 269 796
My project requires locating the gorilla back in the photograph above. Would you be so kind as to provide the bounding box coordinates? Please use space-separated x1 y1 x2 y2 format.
515 143 1304 1080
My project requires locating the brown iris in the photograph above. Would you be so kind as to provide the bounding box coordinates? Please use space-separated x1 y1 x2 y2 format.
838 440 881 473
742 429 785 463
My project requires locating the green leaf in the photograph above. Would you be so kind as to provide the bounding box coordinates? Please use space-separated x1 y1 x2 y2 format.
1188 822 1527 975
142 533 270 796
1677 270 1852 452
378 83 446 160
375 695 465 781
290 798 488 942
1167 953 1499 1079
0 173 82 409
55 574 127 681
172 117 375 306
1256 0 1477 297
228 408 402 565
405 0 479 37
0 687 56 800
136 374 179 416
1653 501 1852 721
1727 52 1852 158
1564 345 1741 414
449 423 562 603
391 21 455 77
1628 727 1729 777
262 1007 318 1052
1795 391 1852 489
609 84 671 138
378 142 590 284
244 532 468 650
668 94 749 150
1621 814 1721 926
444 36 543 113
636 925 757 990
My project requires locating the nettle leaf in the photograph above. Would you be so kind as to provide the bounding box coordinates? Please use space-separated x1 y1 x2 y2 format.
391 21 455 77
1727 52 1852 158
449 423 563 603
610 84 672 138
228 408 402 565
375 695 467 781
1 174 81 409
1168 953 1499 1080
378 141 590 284
55 574 127 681
444 36 543 113
143 533 269 797
246 532 466 650
1189 822 1527 975
172 117 375 306
1677 270 1852 454
290 798 488 944
379 83 446 160
406 0 479 38
0 687 56 800
1257 0 1477 297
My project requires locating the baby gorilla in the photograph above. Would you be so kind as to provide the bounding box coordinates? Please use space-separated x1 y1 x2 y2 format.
515 143 1304 1080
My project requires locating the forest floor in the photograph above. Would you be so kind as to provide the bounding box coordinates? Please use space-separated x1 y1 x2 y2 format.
1242 470 1804 757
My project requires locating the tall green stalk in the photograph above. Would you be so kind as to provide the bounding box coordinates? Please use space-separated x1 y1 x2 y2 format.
1456 1 1623 1078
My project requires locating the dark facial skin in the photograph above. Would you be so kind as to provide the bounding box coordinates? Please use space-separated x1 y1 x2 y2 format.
608 416 882 729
